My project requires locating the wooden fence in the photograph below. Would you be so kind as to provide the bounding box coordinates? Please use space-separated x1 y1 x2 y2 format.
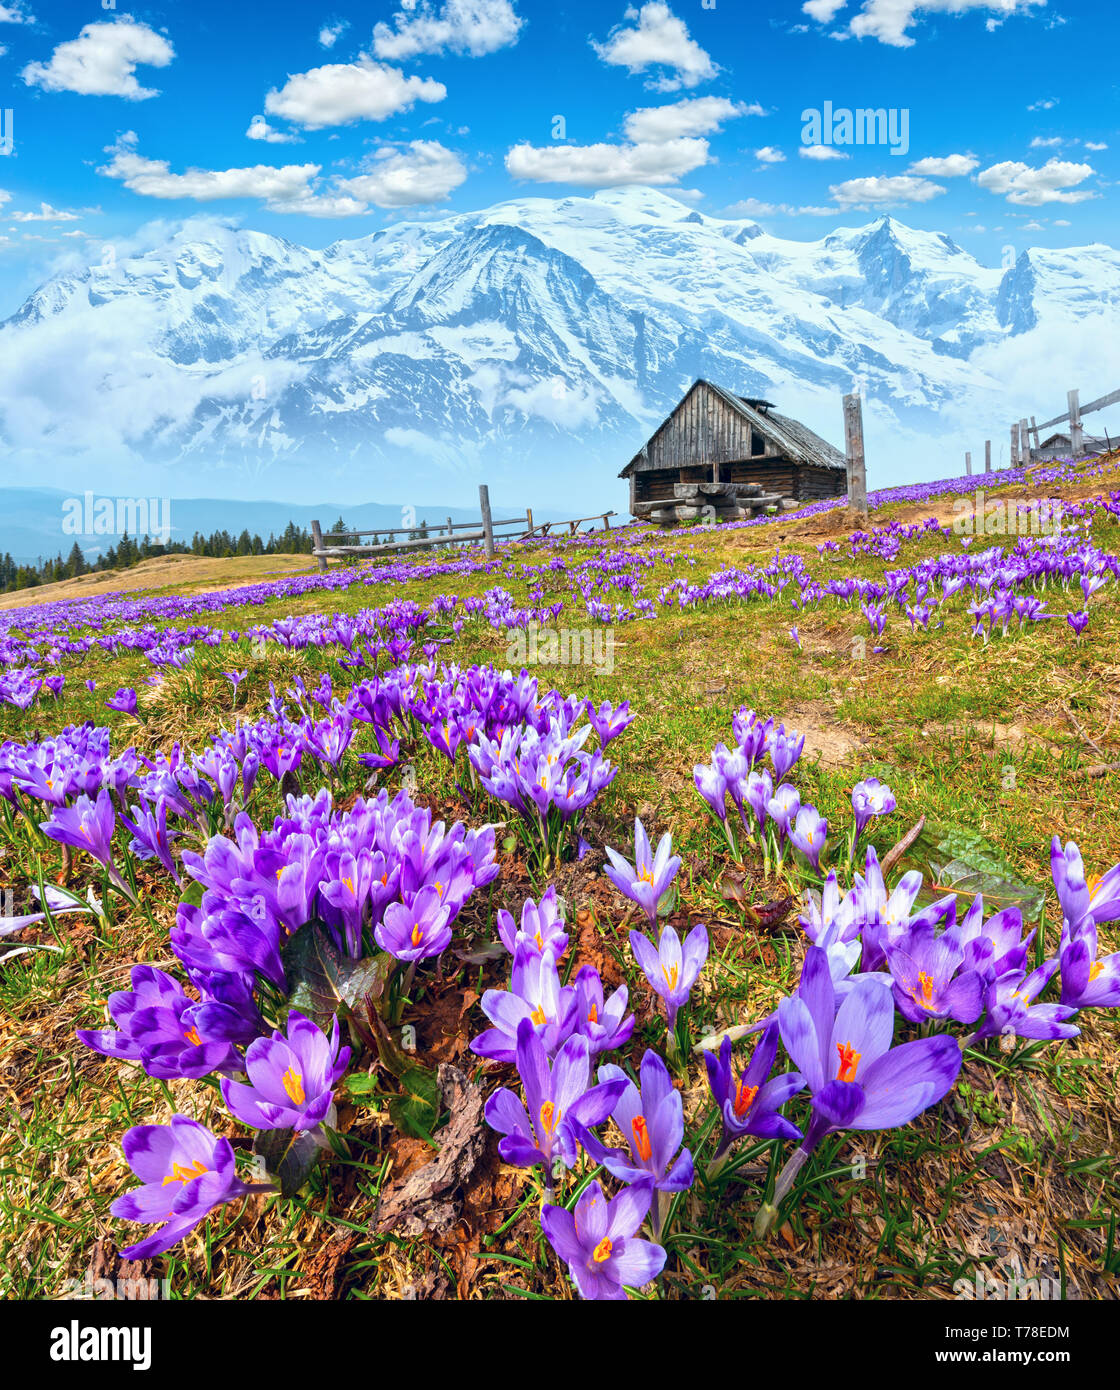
311 485 616 571
961 383 1120 475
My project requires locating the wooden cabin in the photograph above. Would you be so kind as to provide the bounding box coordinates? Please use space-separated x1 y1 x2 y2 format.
621 379 847 525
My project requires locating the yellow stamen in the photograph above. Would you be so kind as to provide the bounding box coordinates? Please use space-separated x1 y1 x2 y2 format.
911 970 936 1009
1089 960 1105 983
530 1005 547 1026
411 922 424 948
183 1025 203 1047
162 1159 208 1187
592 1237 613 1263
662 963 679 990
836 1041 861 1084
282 1066 306 1106
539 1101 558 1135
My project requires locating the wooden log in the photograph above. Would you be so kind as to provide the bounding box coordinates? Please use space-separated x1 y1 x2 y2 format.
478 484 495 559
311 519 327 574
1030 415 1040 450
965 452 972 476
842 392 868 523
1011 423 1020 469
985 439 992 473
1019 417 1030 465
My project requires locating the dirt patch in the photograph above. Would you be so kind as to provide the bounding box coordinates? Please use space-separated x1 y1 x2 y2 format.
782 699 870 770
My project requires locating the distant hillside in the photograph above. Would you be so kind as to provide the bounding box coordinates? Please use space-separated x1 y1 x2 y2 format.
0 488 528 565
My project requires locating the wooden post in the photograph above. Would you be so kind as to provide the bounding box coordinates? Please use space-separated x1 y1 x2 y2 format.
1068 389 1083 457
1011 424 1019 469
311 519 327 574
525 507 533 537
985 439 992 473
1030 415 1040 451
478 484 496 558
602 513 611 530
842 392 867 525
965 451 972 476
1019 417 1029 465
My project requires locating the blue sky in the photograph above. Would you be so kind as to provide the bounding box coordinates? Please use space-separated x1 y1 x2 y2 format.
0 0 1116 309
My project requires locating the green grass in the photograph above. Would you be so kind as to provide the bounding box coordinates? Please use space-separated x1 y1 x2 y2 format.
2 472 1120 1300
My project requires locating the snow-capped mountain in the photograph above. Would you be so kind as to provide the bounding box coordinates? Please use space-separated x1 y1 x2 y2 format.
2 186 1120 509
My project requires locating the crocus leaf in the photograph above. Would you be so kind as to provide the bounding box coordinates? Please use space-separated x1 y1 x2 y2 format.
283 920 392 1030
253 1126 323 1198
387 1062 441 1145
905 821 1045 922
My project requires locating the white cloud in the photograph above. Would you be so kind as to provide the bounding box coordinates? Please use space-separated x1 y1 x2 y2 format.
505 137 710 187
22 17 174 100
908 153 978 176
372 0 523 59
318 21 348 49
725 197 835 217
335 140 467 206
830 174 947 205
502 376 601 428
1085 141 1108 152
622 96 757 143
754 146 786 164
593 2 717 91
802 0 849 19
246 115 300 144
10 202 81 222
800 143 848 161
977 157 1096 205
1029 135 1065 148
1028 97 1058 111
840 0 1045 48
98 132 365 217
0 3 34 23
264 60 445 130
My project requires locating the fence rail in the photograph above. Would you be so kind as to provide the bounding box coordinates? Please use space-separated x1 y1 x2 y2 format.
961 381 1120 475
310 487 618 571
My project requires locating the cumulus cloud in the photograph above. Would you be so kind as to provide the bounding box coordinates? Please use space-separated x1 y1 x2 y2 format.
505 137 710 187
372 0 523 59
98 132 365 217
754 146 786 164
725 197 836 218
1029 135 1065 148
622 96 758 143
10 202 81 222
908 153 978 176
803 0 1045 47
335 141 467 207
800 143 848 161
1085 141 1108 152
829 174 947 205
246 115 300 144
502 376 601 428
977 157 1096 205
318 20 348 48
264 60 445 130
0 3 34 22
593 2 717 91
22 17 174 100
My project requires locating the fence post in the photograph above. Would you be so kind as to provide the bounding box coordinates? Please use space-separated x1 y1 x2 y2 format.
525 507 534 537
985 439 992 473
1068 389 1083 457
965 451 972 476
1030 415 1040 451
1011 423 1020 470
311 519 327 574
842 391 868 525
1019 417 1030 465
479 484 496 558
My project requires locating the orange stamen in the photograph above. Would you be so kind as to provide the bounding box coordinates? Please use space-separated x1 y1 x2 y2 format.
162 1159 208 1187
733 1080 758 1117
836 1041 861 1084
592 1237 613 1263
183 1025 203 1047
282 1067 306 1105
631 1114 652 1162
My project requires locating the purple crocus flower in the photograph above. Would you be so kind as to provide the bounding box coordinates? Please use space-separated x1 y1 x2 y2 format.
374 884 452 962
970 961 1080 1044
221 1011 349 1132
693 761 728 821
77 965 250 1080
587 699 636 746
1051 838 1120 933
41 790 132 897
578 1049 694 1193
483 1020 625 1185
770 728 805 783
628 923 708 1031
471 947 578 1063
540 1178 666 1301
604 817 681 929
1066 611 1090 637
1059 917 1120 1009
777 948 962 1157
105 687 138 716
571 965 634 1056
851 778 897 846
496 887 569 960
111 1115 256 1259
789 804 827 873
884 923 984 1025
704 1022 806 1158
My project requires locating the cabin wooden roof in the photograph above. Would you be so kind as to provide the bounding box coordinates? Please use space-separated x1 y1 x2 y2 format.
620 378 846 477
